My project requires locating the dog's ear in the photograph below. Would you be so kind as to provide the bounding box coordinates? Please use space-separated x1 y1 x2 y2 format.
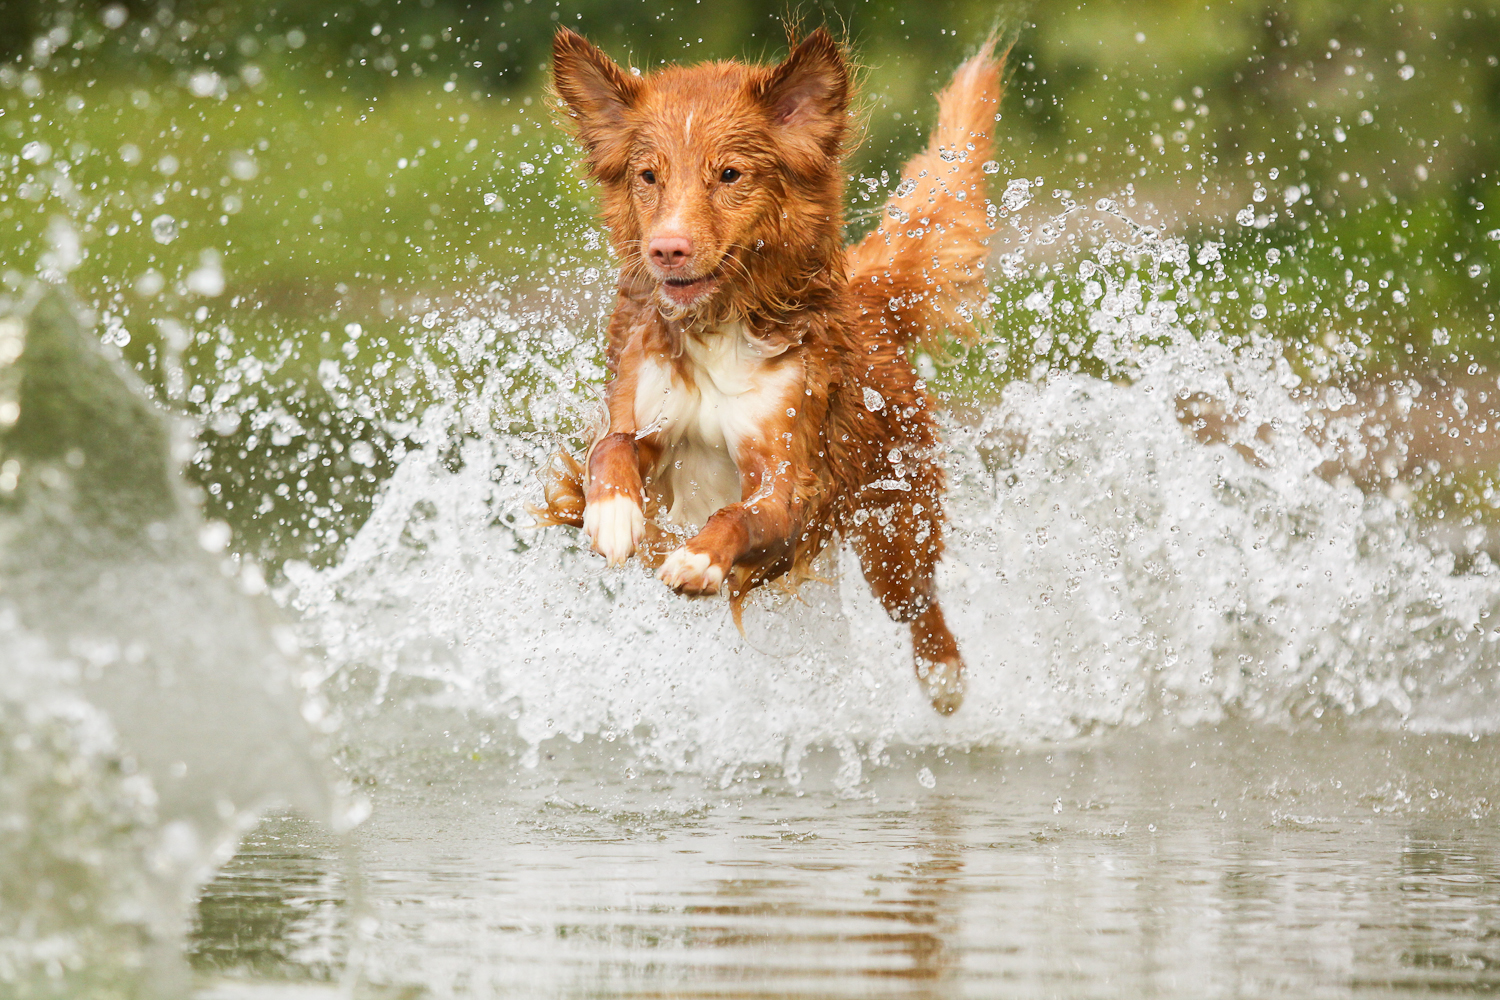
755 28 850 172
552 28 642 180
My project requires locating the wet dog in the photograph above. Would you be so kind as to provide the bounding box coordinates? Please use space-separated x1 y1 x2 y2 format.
532 27 1005 714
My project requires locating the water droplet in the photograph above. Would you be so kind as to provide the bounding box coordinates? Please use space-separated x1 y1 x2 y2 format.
186 250 224 296
1236 207 1256 226
1003 179 1032 211
198 521 231 554
981 160 1000 174
917 767 936 789
188 70 220 98
150 215 178 244
862 387 885 412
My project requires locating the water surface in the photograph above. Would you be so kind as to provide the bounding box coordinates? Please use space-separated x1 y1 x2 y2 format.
192 727 1500 998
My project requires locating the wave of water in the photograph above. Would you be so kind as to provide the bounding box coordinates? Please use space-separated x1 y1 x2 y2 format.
0 292 338 998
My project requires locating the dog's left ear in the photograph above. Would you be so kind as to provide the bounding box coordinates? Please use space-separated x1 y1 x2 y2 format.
755 28 850 172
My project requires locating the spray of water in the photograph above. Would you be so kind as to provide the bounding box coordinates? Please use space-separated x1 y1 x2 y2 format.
5 11 1498 995
0 290 341 998
287 191 1500 793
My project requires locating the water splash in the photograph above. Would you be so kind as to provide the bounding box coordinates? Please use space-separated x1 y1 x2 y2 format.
0 291 336 997
289 200 1500 787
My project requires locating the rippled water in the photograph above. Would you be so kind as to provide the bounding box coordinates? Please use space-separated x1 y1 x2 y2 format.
190 728 1500 998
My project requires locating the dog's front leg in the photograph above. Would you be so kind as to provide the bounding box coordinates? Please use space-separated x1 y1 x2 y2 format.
658 448 800 595
581 347 660 566
582 432 648 566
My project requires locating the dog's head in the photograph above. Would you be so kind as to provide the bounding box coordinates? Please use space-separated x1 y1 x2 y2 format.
552 27 850 321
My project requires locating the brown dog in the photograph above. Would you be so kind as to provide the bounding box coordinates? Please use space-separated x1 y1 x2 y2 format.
533 27 1004 714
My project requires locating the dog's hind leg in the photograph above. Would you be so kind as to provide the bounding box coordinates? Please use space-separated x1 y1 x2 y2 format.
845 493 965 715
527 449 588 528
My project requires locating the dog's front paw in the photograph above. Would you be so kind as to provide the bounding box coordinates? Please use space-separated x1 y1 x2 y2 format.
658 546 726 595
582 494 644 567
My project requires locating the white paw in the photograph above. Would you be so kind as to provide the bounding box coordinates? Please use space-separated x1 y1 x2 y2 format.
582 495 644 567
658 546 725 595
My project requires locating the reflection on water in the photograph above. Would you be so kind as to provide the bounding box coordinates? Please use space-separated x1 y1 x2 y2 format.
193 728 1500 998
189 816 347 984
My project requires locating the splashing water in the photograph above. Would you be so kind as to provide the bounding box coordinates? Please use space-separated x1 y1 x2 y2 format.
5 10 1499 996
287 197 1500 793
0 292 337 997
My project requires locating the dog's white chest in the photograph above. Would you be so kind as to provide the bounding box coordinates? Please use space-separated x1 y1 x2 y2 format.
633 323 794 527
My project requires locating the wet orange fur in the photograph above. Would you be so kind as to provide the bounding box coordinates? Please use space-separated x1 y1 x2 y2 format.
531 27 1006 714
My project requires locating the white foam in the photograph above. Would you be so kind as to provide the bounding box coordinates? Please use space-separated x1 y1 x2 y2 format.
295 374 1500 778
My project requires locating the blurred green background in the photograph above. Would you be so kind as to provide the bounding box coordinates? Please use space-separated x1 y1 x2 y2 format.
1 0 1497 567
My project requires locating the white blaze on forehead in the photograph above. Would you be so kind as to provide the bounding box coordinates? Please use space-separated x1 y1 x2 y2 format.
683 111 694 142
655 214 688 239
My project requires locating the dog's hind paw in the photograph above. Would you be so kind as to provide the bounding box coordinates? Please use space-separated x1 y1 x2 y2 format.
916 656 965 716
658 546 725 595
583 495 644 567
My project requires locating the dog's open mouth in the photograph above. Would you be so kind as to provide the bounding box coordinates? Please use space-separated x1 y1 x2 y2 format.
659 270 722 307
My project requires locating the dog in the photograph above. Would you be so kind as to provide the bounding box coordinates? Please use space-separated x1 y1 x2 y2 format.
532 26 1005 714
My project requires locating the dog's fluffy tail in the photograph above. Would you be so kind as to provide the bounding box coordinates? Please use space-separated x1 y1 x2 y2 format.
848 39 1007 349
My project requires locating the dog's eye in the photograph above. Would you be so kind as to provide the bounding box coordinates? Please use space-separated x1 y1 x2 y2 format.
719 167 741 184
641 170 656 185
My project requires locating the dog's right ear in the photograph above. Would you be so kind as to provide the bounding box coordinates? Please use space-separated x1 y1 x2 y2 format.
552 28 642 181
